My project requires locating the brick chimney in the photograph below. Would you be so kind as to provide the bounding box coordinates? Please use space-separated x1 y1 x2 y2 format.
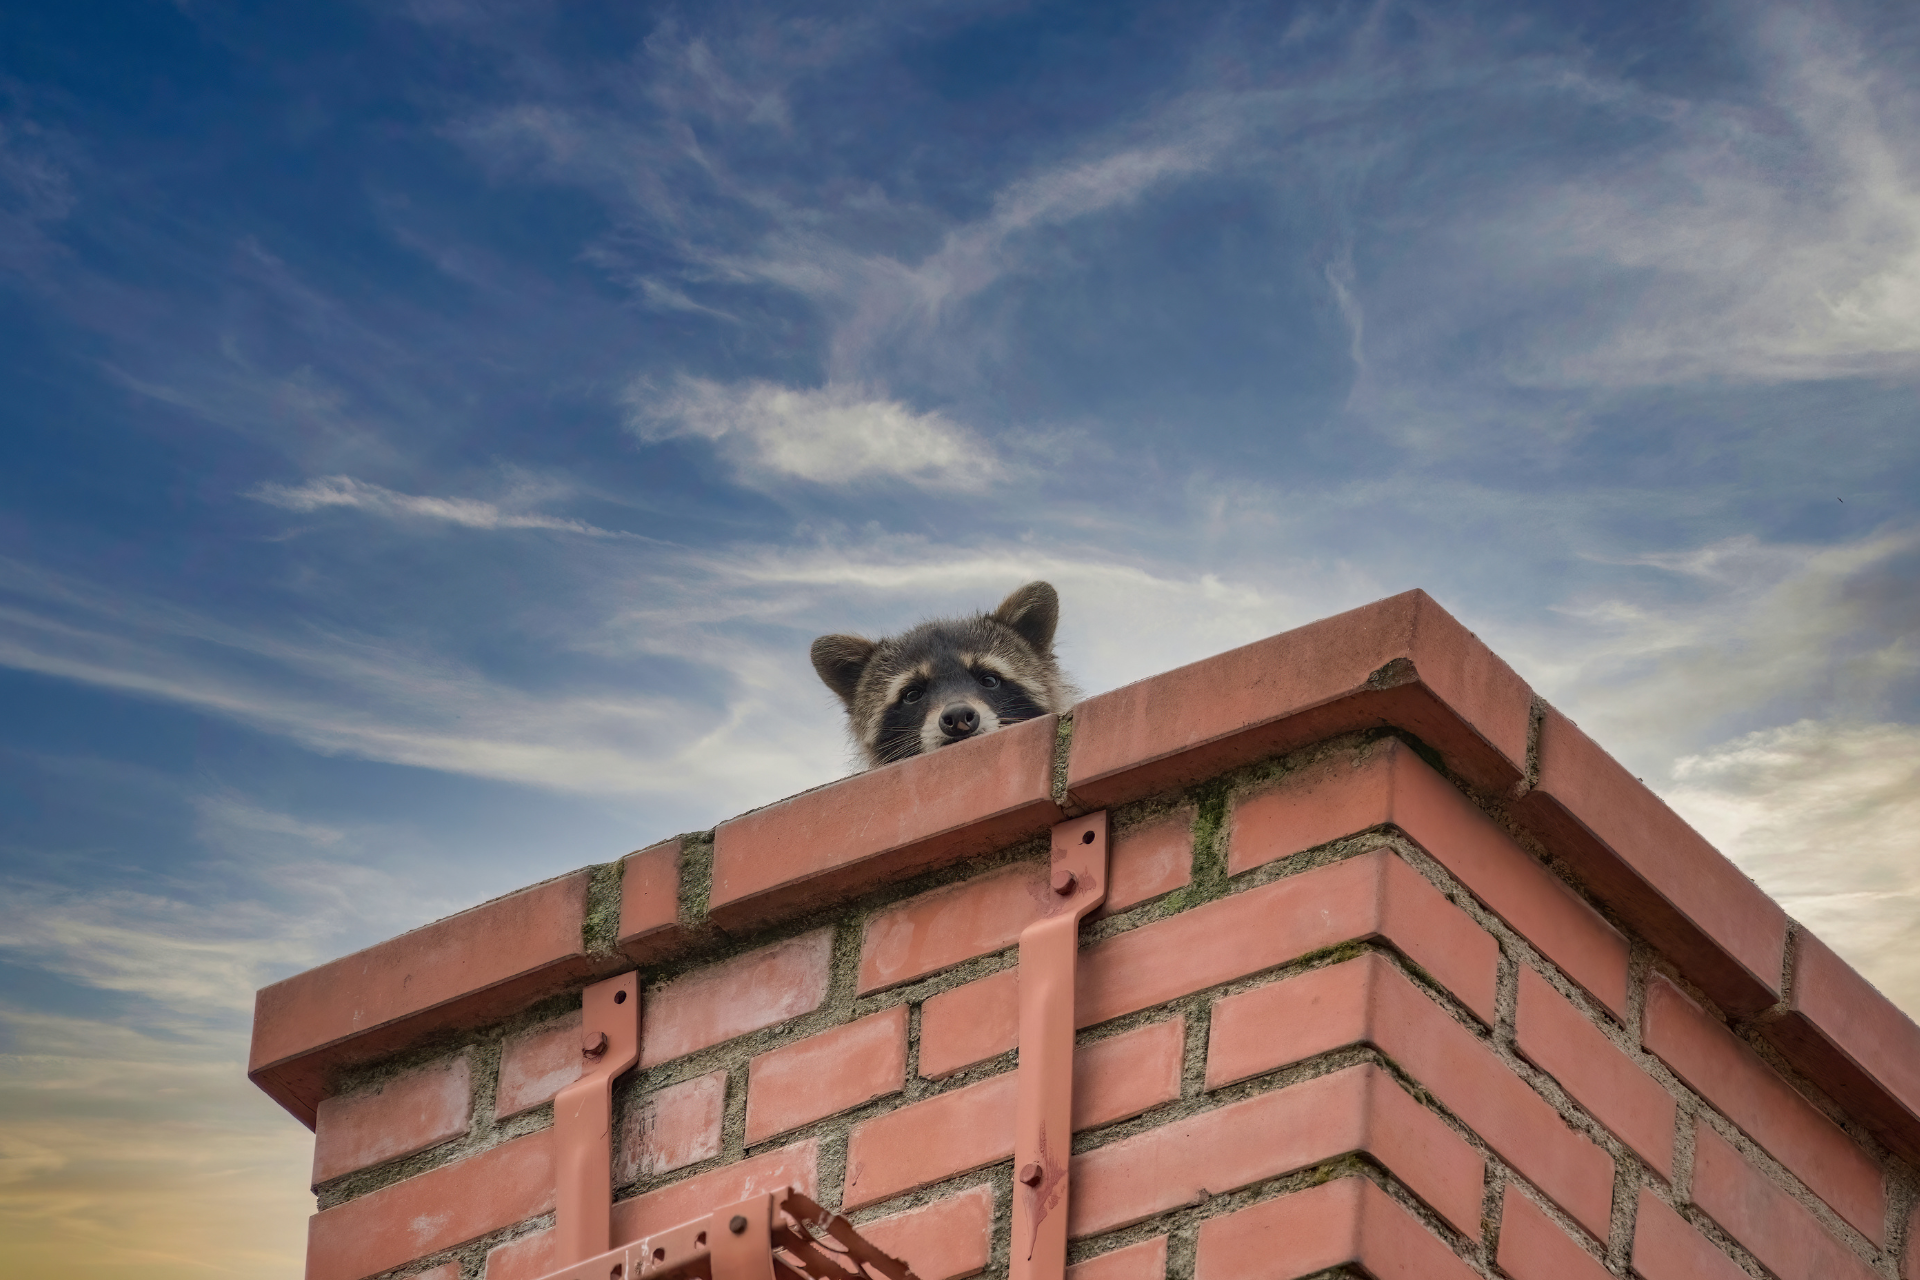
249 590 1920 1280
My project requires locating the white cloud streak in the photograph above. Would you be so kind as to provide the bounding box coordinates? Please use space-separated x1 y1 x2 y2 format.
1508 7 1920 385
250 474 621 535
627 378 1002 489
1505 527 1920 767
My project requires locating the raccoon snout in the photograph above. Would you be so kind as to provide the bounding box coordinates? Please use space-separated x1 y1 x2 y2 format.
938 702 980 739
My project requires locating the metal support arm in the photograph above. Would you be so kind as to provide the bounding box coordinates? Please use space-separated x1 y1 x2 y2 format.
1011 811 1109 1280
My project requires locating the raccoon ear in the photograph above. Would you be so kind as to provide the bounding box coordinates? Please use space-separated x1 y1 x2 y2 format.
810 634 878 708
992 581 1059 654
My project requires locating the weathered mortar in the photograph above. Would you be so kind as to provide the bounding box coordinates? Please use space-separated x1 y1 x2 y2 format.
297 723 1920 1280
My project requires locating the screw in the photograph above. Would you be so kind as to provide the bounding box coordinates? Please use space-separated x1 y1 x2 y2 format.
582 1030 609 1056
1019 1162 1044 1186
729 1215 749 1235
1051 869 1077 895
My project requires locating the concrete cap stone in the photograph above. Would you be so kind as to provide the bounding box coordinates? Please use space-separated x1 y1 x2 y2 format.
251 869 615 1128
710 713 1061 931
1066 589 1535 808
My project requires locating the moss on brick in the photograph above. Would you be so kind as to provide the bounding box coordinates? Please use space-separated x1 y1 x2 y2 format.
582 858 625 957
1051 712 1075 808
678 830 715 926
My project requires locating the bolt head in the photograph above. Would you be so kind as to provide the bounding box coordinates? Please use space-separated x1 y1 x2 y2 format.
582 1030 609 1056
1051 869 1077 895
729 1215 749 1235
1019 1162 1044 1186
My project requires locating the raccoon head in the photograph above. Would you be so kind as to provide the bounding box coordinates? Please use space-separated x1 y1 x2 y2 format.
811 581 1076 769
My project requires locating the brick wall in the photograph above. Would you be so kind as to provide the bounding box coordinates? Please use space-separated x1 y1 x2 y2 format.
251 590 1920 1280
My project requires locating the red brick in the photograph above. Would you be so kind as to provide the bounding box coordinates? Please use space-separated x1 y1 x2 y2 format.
1208 952 1614 1238
845 1074 1014 1208
1629 1190 1747 1280
486 1231 558 1280
1764 929 1920 1163
921 968 1019 1078
641 929 833 1067
857 1186 994 1280
860 864 1050 993
1097 813 1192 917
1194 1177 1480 1280
1067 590 1534 811
620 838 683 961
1517 707 1785 1016
496 1011 582 1119
253 869 609 1127
1074 1017 1185 1131
1690 1122 1876 1280
747 1007 907 1144
611 1140 818 1243
1497 1184 1609 1280
1072 1063 1483 1238
615 1070 727 1185
1084 848 1498 1028
918 849 1494 1080
844 1018 1184 1208
1515 968 1675 1177
1068 1237 1167 1280
710 714 1061 931
307 1127 553 1280
411 1265 460 1280
1905 1198 1920 1280
1234 740 1630 1021
1644 975 1883 1242
312 1054 471 1184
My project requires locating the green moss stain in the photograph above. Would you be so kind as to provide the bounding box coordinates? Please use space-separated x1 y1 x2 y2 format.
1051 712 1075 807
582 859 625 956
1160 779 1231 914
679 830 715 926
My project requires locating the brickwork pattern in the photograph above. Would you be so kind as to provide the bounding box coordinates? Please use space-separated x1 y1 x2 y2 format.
255 594 1920 1280
293 729 1919 1280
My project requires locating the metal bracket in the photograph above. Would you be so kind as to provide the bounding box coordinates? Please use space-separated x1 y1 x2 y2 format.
1011 811 1109 1280
554 971 643 1266
533 1186 919 1280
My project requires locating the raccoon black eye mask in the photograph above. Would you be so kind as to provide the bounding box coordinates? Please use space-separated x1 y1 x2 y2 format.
811 581 1079 769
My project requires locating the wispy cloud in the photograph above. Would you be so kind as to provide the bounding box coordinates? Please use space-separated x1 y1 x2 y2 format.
1668 719 1920 1014
0 884 314 1019
0 1003 311 1280
1508 527 1920 765
627 377 1004 489
1508 7 1920 385
249 474 623 536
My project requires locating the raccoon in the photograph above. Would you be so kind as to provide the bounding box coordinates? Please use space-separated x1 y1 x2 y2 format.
810 581 1077 769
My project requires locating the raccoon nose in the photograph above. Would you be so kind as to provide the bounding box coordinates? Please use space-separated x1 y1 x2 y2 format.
938 703 979 739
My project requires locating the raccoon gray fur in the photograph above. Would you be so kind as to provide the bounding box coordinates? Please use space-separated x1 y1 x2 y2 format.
811 581 1077 769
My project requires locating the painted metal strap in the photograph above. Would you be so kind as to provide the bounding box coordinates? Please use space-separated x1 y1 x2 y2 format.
553 970 642 1266
1011 811 1109 1280
533 1186 919 1280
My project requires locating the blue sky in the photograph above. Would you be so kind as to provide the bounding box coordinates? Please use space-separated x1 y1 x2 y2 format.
2 0 1917 1275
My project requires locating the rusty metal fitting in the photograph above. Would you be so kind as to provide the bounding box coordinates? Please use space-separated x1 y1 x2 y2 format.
582 1030 609 1056
1018 1162 1044 1186
728 1215 748 1235
1050 869 1077 895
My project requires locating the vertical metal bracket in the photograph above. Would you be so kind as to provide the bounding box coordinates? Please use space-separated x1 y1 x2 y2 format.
1011 811 1109 1280
554 970 642 1266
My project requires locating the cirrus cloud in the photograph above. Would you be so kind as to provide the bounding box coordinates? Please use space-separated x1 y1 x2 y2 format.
249 475 621 536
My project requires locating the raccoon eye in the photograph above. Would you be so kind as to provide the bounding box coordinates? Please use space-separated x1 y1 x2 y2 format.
976 671 1001 689
902 687 923 704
